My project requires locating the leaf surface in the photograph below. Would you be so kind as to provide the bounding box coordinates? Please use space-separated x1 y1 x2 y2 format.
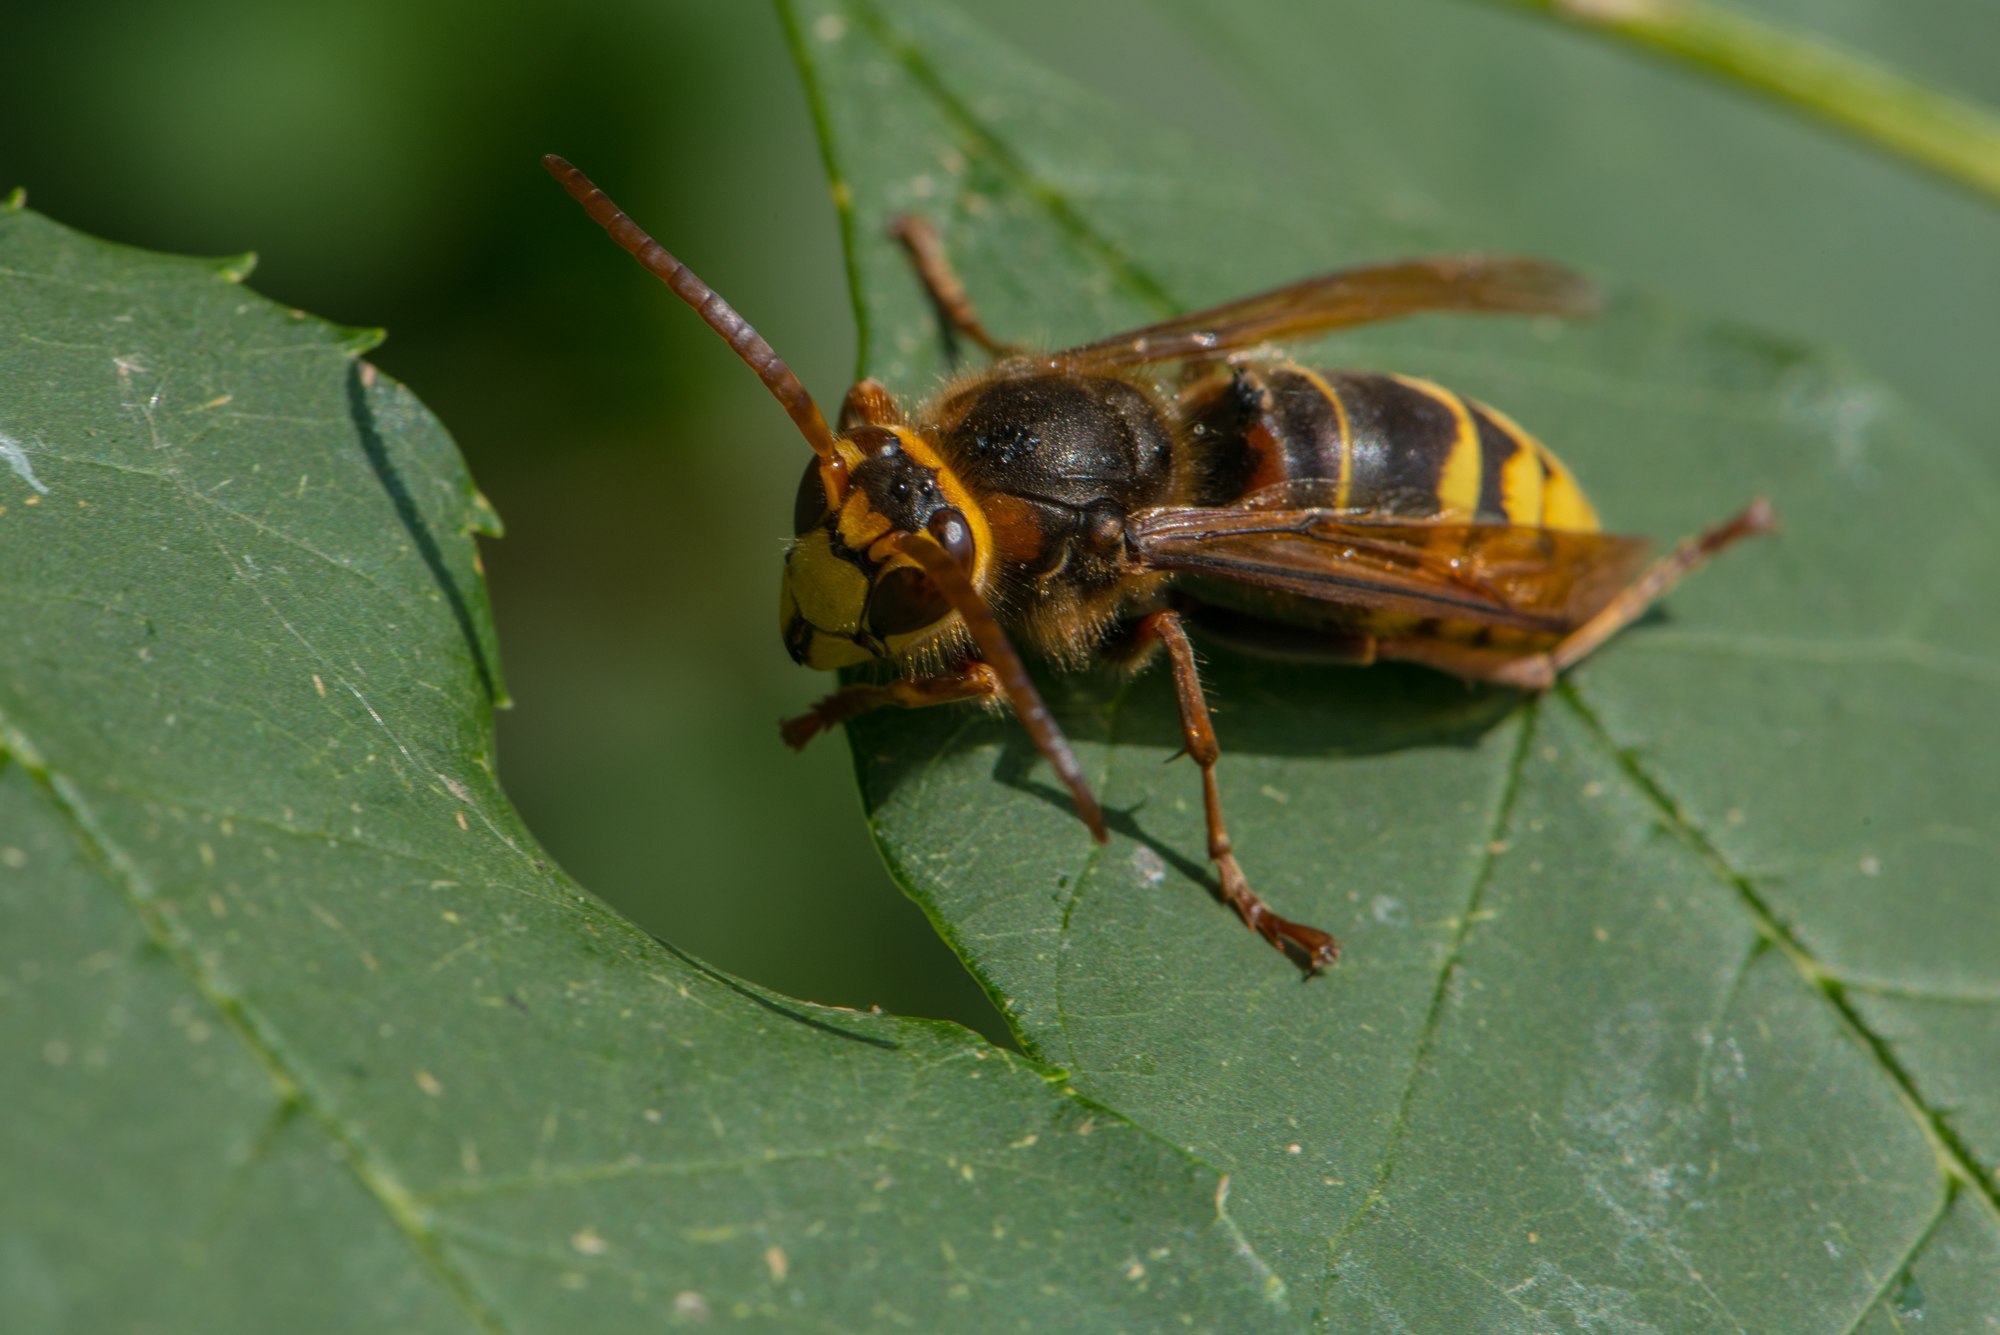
1148 0 2000 445
791 2 2000 1329
0 203 1287 1331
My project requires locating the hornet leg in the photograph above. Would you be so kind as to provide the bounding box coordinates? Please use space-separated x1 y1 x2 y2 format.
781 663 1000 751
1141 609 1341 974
837 379 902 430
888 215 1019 362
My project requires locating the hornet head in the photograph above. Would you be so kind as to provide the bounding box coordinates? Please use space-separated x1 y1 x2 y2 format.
780 425 987 669
542 155 986 673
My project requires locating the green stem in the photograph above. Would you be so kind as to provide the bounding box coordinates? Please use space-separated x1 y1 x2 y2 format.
1480 0 2000 204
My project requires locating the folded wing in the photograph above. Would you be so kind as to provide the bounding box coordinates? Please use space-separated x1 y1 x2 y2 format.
1130 503 1650 634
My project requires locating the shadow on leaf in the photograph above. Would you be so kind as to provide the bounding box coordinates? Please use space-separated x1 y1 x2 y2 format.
850 643 1530 835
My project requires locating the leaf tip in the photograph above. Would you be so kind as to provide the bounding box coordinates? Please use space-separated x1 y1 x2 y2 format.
215 251 258 283
339 325 388 356
3 187 24 212
470 489 505 539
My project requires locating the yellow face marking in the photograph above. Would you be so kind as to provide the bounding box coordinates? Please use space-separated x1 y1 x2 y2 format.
783 528 868 635
1289 365 1352 509
801 628 872 670
777 578 872 669
877 427 994 594
836 493 892 553
777 426 996 674
1393 375 1482 519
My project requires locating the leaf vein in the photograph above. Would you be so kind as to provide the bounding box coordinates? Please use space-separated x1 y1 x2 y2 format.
0 710 513 1335
1832 1183 1958 1335
1311 704 1538 1328
1558 683 2000 1229
845 0 1180 318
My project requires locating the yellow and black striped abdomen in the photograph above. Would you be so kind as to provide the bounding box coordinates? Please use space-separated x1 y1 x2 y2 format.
1188 363 1599 532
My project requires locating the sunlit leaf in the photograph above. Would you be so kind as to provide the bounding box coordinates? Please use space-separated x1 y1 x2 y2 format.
792 1 2000 1328
0 202 1285 1332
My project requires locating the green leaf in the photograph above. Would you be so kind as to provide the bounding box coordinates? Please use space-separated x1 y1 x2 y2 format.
790 0 2000 1328
1142 0 2000 452
0 204 1293 1329
1477 0 2000 204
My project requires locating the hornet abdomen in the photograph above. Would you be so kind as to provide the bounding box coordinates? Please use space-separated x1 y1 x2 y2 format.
1183 364 1600 531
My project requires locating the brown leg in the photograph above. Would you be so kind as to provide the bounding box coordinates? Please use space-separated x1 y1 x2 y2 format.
1380 498 1776 689
838 378 901 431
781 662 1000 751
896 532 1107 842
1142 611 1341 973
888 215 1018 360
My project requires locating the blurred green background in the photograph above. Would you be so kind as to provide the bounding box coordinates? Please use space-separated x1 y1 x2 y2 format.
2 0 1011 1039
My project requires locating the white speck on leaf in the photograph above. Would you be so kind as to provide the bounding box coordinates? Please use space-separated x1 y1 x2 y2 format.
1511 1259 1662 1332
1370 895 1410 927
1131 845 1167 886
0 433 49 495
